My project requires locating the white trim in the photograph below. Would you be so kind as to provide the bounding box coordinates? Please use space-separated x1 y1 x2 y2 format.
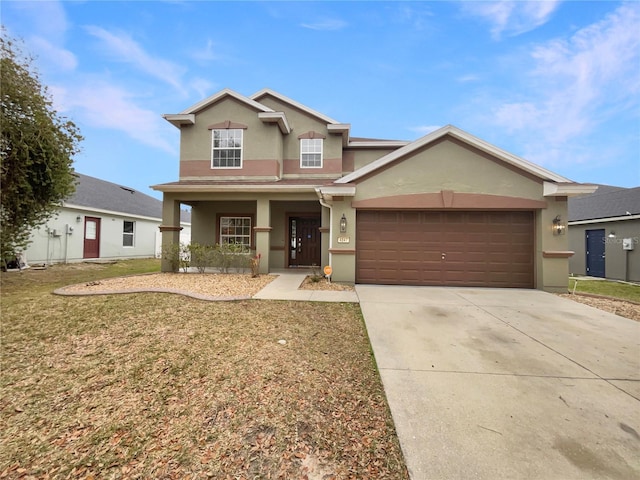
211 128 243 169
258 111 291 134
123 220 135 248
181 88 273 115
336 125 572 184
569 215 640 225
315 185 356 197
62 203 164 223
250 88 340 124
544 181 599 197
300 138 323 168
152 184 322 193
162 114 195 128
347 140 410 148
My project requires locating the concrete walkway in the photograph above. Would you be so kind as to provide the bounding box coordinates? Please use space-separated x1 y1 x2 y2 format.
357 285 640 480
252 269 359 302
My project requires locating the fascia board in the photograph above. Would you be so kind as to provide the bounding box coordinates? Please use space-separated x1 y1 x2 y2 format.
327 123 351 146
258 112 291 134
151 183 320 193
337 125 573 184
180 88 274 115
569 215 640 225
162 114 195 128
347 141 410 148
62 203 162 223
316 185 356 197
544 181 599 197
250 88 341 125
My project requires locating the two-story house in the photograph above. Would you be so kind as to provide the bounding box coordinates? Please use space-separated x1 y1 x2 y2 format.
153 88 596 291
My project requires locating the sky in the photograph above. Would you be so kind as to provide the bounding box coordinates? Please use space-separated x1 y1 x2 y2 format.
3 1 639 200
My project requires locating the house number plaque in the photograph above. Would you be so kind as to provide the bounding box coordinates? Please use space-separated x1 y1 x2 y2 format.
337 236 350 244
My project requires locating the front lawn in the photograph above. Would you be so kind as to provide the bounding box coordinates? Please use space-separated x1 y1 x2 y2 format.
1 261 408 478
568 277 640 303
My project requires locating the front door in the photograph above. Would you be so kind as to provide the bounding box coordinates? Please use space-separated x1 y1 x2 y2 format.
585 229 605 277
83 217 101 259
289 216 321 267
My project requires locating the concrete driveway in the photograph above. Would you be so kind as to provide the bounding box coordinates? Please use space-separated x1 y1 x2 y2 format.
357 286 640 480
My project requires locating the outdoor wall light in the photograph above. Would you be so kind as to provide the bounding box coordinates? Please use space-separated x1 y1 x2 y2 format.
552 215 566 235
76 215 82 223
608 231 616 238
340 214 347 233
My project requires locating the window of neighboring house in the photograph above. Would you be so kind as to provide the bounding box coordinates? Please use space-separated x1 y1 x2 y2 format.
300 138 323 168
219 216 252 248
123 221 135 247
212 129 243 168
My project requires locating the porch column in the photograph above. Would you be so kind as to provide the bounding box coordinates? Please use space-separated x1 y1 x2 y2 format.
254 198 271 274
159 194 182 272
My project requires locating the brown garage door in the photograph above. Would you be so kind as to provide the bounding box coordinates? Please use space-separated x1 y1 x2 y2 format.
356 210 534 288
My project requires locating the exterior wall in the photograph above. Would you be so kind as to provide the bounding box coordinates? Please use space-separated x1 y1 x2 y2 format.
354 138 543 201
23 207 172 264
569 219 640 282
179 97 283 180
345 148 400 173
250 95 344 178
342 137 570 291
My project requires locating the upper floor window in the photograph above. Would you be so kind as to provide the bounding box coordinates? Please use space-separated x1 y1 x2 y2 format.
300 138 323 168
123 221 135 247
212 129 243 168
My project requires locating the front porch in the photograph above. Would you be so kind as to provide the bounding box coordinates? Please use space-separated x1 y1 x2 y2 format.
159 192 330 274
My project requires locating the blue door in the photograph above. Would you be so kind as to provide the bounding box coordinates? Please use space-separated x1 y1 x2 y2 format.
585 229 605 278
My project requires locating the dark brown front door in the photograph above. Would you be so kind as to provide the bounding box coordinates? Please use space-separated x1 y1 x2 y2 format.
289 216 321 267
83 217 101 259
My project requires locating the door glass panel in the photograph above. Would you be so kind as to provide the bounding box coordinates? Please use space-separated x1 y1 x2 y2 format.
86 221 97 240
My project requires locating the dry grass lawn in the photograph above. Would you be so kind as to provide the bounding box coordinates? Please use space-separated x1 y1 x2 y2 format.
1 261 408 479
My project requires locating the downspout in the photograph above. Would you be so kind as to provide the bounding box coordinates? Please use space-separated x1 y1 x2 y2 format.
316 189 333 268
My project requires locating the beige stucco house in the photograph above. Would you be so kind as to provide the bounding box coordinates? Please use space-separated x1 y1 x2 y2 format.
153 88 596 291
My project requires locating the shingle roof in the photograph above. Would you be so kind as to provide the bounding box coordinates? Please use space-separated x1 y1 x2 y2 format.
568 184 640 221
66 173 191 223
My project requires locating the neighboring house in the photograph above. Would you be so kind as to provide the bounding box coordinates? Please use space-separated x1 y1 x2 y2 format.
568 185 640 282
24 173 191 265
153 88 596 291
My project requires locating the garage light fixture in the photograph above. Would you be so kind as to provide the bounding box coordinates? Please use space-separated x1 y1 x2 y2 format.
608 231 616 238
552 215 566 235
340 214 347 233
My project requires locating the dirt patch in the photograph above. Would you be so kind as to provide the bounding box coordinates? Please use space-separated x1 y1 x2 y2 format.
299 275 355 292
558 293 640 321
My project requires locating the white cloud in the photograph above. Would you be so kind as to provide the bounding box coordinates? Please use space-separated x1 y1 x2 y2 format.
301 18 348 31
457 74 481 83
84 25 187 93
29 37 78 72
190 39 219 63
189 77 217 99
54 81 177 155
462 1 561 40
489 3 640 166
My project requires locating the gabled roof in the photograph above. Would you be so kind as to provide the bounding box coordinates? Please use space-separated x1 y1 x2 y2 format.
251 88 341 125
65 173 190 222
336 125 573 185
568 185 640 222
163 88 274 128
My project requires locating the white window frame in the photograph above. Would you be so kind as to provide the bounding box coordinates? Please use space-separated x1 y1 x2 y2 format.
123 220 135 247
300 138 323 168
219 216 252 248
212 129 243 169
